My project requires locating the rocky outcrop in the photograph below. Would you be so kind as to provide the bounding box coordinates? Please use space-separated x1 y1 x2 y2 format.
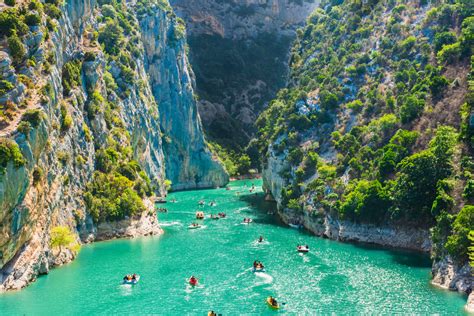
431 257 473 300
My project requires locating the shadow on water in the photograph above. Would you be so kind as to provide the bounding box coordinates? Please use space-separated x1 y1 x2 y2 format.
241 189 432 268
351 242 431 268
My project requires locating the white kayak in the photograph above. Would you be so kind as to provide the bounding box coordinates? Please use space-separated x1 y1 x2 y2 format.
242 219 253 225
289 223 302 229
252 266 266 273
297 246 309 253
123 275 140 285
188 224 201 229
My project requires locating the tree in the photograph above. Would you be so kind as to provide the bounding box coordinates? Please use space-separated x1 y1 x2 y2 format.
237 154 251 175
50 226 75 251
445 205 474 261
393 150 439 222
7 34 25 64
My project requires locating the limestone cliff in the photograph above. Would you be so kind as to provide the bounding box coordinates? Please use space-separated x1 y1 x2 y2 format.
0 0 225 291
138 10 228 190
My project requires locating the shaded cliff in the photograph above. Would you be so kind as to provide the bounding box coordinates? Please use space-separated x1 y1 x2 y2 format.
170 0 319 157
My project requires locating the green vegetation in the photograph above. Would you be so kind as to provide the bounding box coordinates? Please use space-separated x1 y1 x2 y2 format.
208 142 252 176
50 226 80 253
7 34 26 64
62 60 82 96
0 139 25 174
256 0 474 263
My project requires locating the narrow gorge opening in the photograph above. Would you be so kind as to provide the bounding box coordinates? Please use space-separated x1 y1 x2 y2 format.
169 0 320 171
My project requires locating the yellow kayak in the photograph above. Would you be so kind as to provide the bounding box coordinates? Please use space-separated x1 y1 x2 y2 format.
266 297 280 309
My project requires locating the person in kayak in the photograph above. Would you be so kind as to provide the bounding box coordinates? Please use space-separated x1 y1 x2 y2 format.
269 296 278 306
189 276 198 285
258 236 264 243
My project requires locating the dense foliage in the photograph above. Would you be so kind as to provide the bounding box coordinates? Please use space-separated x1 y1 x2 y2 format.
257 0 474 262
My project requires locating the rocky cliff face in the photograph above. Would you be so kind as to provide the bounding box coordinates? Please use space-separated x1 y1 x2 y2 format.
170 0 320 151
170 0 320 39
0 0 224 291
139 10 228 190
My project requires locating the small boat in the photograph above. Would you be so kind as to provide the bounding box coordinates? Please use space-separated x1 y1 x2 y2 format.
266 297 280 310
189 277 198 286
196 211 205 219
122 275 140 285
170 199 177 203
242 218 253 224
297 245 309 253
225 187 231 191
209 201 217 207
157 208 168 213
208 311 218 316
188 223 201 229
155 199 167 204
218 213 226 218
289 223 302 229
210 214 219 220
252 266 265 273
198 200 205 206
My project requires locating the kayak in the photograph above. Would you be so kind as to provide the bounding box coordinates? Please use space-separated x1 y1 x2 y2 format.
297 246 309 253
253 266 265 273
189 278 198 286
242 219 253 224
188 224 201 229
123 276 140 285
289 223 302 229
266 297 280 309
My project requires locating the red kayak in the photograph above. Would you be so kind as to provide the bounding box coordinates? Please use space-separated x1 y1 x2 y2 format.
189 277 198 286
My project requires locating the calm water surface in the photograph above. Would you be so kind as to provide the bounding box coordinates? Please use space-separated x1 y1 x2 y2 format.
0 180 467 315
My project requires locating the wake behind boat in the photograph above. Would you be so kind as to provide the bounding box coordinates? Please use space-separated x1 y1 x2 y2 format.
188 223 201 229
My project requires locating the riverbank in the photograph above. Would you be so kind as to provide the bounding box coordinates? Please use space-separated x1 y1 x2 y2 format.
0 203 163 293
0 179 467 314
275 206 473 311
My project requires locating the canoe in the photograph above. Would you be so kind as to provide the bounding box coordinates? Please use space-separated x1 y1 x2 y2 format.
123 276 140 285
266 297 280 309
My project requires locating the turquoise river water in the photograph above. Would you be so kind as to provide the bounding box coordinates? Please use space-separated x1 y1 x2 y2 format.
0 180 468 315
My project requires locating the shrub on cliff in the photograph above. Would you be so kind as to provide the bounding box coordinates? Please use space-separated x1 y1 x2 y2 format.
0 9 28 37
62 60 82 96
445 205 474 261
84 172 146 223
0 139 26 173
7 34 26 64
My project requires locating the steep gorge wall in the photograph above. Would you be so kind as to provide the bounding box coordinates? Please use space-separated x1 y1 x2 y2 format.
139 11 228 190
0 0 225 291
170 0 320 150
